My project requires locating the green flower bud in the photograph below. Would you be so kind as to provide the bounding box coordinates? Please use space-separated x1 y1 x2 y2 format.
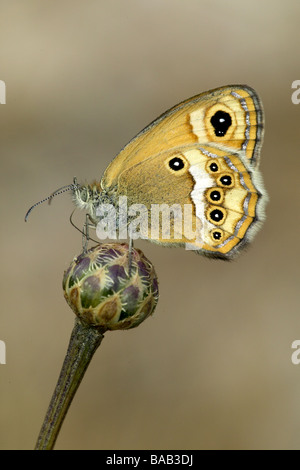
63 243 159 331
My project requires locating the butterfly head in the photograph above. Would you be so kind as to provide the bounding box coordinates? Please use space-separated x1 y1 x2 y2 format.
71 179 114 224
72 179 100 210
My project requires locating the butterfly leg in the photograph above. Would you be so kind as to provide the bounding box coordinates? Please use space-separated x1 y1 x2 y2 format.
82 213 94 253
128 237 134 277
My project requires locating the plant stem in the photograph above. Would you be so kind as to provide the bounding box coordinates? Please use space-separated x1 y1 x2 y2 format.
35 318 105 450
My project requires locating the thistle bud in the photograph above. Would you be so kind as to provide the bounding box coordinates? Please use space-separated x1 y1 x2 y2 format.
63 243 159 331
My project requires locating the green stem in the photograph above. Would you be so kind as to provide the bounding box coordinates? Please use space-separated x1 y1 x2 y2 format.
35 318 105 450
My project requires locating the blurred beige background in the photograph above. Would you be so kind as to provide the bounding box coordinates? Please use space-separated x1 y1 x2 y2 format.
1 0 300 450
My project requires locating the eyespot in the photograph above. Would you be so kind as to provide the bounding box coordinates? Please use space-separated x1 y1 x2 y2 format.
210 228 225 243
217 173 234 188
206 161 219 173
167 157 186 172
206 188 224 204
169 157 184 171
207 206 226 225
210 110 232 137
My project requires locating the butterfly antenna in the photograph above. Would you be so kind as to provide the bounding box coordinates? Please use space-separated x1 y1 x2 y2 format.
25 178 79 222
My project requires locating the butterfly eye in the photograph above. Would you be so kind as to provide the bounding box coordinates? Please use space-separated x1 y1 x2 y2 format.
210 110 232 137
168 157 186 172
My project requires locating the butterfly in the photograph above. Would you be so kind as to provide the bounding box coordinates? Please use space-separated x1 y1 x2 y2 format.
26 85 267 260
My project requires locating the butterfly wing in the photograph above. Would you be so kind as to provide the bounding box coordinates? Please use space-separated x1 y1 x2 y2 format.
102 84 264 191
97 84 266 258
114 144 266 259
